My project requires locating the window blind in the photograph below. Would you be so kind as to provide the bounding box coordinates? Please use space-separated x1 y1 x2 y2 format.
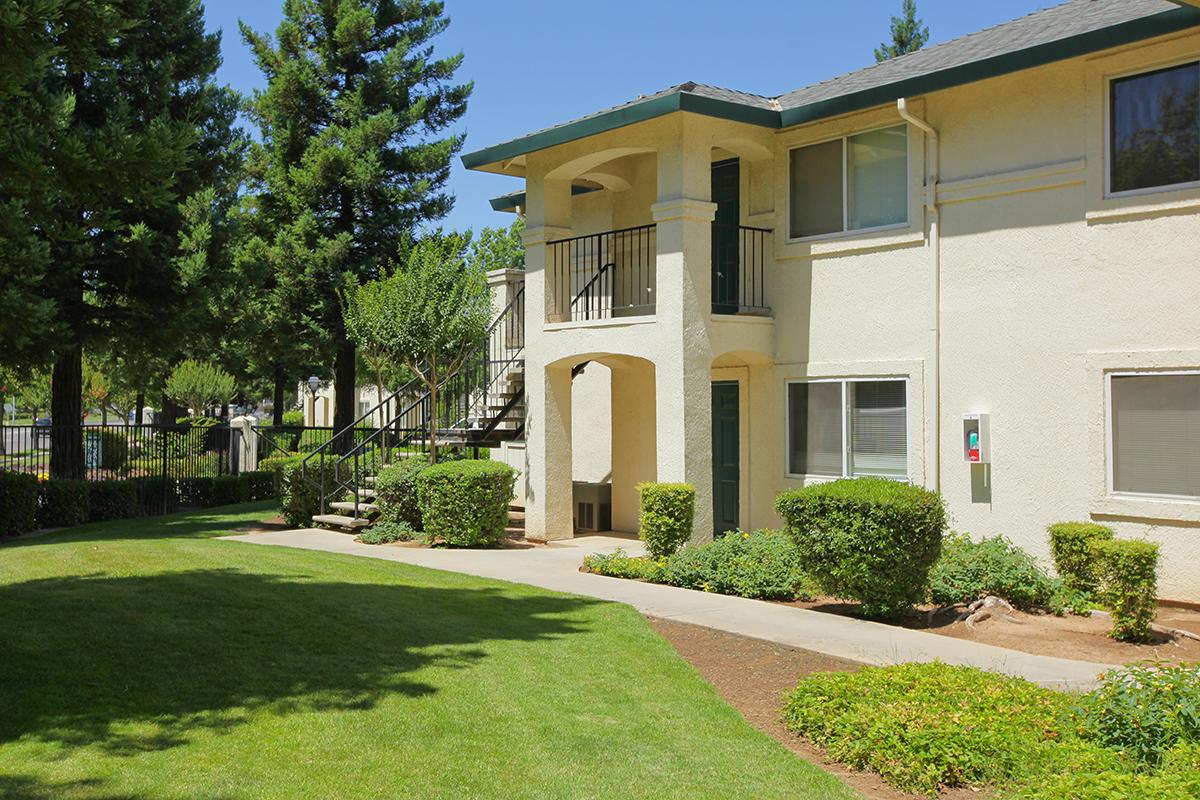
849 380 907 477
1111 374 1200 498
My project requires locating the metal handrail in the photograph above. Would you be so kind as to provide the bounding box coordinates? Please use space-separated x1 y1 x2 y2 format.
312 283 527 518
570 261 613 310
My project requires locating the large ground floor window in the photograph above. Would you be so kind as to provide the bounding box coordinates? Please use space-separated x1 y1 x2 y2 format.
787 378 908 479
1108 371 1200 500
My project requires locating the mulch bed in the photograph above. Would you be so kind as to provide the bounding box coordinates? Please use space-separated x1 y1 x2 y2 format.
784 598 1200 666
648 617 985 800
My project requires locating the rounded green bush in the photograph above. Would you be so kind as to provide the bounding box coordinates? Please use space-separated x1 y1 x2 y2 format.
37 479 90 529
416 459 517 547
87 480 137 521
1048 522 1113 595
775 477 945 618
374 455 430 530
637 482 695 559
1092 539 1159 642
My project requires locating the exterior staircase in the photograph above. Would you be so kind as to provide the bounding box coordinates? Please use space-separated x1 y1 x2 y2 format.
301 283 526 532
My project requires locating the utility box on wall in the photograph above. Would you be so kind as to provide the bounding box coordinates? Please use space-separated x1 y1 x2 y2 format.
962 413 991 464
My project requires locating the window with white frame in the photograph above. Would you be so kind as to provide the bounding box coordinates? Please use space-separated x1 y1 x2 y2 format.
789 125 908 239
787 379 908 478
1108 372 1200 500
1108 60 1200 195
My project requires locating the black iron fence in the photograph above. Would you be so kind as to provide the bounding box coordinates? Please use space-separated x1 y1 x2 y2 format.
547 224 656 322
0 421 335 516
711 223 771 315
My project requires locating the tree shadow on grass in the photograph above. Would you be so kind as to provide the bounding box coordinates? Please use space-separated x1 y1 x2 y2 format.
0 774 147 800
0 567 598 756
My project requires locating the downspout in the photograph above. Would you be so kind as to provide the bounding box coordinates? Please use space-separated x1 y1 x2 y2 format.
896 98 941 492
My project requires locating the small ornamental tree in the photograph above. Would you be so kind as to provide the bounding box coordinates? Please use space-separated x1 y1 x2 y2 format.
346 237 491 463
165 359 236 418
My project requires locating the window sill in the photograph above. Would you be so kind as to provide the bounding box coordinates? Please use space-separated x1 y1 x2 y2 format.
779 225 924 261
1086 191 1200 224
1092 493 1200 524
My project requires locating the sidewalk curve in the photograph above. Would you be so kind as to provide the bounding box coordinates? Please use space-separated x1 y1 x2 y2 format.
224 529 1114 691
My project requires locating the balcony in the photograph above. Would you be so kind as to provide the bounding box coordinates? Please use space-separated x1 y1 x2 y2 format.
711 223 771 316
547 225 657 323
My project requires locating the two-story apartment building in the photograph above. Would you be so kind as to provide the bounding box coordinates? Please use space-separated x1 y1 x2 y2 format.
463 0 1200 602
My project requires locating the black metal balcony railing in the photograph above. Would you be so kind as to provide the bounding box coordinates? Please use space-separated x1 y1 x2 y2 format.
547 224 656 322
712 223 771 315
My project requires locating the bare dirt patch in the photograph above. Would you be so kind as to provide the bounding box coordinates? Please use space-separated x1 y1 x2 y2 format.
783 599 1200 666
647 617 987 800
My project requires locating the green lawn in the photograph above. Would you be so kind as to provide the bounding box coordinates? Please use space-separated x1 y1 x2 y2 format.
0 503 858 800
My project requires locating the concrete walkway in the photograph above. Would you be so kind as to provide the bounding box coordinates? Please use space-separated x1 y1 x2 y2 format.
224 529 1115 690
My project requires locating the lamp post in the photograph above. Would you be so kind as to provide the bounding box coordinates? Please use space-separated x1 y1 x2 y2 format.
306 376 321 426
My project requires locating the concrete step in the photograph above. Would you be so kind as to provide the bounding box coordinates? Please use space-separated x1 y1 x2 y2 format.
312 514 371 530
330 501 380 515
355 488 377 500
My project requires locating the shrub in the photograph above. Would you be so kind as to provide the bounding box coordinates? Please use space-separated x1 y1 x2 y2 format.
775 477 945 618
929 533 1059 609
129 475 180 515
637 482 695 558
87 480 137 521
374 455 430 530
1 472 40 535
1009 766 1200 800
243 470 276 501
783 662 1071 797
281 409 304 426
1092 539 1159 642
415 459 516 547
1073 663 1200 767
663 529 817 600
582 549 667 582
211 474 251 506
271 456 334 528
355 520 416 545
178 476 216 507
37 479 90 529
1048 522 1113 595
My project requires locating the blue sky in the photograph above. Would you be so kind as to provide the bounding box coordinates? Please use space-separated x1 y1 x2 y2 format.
204 0 1058 234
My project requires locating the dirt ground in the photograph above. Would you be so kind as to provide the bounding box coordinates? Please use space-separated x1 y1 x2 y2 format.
784 598 1200 666
648 617 985 800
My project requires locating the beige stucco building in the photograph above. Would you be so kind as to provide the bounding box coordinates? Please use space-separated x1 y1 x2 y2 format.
464 0 1200 602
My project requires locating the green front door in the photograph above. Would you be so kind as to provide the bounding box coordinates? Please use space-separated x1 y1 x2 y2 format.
711 381 740 536
711 159 740 314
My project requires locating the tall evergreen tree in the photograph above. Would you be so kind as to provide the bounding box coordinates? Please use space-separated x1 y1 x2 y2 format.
875 0 930 62
241 0 471 443
2 0 243 477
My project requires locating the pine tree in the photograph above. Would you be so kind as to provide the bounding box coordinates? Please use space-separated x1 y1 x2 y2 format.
241 0 471 446
875 0 930 62
3 1 243 477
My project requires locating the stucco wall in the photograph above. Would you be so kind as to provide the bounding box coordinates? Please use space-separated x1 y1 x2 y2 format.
516 29 1200 599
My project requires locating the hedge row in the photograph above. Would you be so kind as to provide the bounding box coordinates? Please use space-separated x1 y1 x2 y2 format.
0 470 278 536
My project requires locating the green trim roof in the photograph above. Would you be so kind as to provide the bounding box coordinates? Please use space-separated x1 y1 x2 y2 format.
462 0 1199 170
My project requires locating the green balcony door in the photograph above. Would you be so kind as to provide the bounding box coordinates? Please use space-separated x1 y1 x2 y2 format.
711 159 740 315
711 381 740 536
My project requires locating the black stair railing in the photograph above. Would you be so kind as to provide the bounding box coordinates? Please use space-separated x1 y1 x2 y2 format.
308 283 526 520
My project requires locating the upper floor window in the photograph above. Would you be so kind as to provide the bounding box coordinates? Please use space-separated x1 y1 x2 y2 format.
1109 61 1200 195
789 125 908 239
1108 372 1200 500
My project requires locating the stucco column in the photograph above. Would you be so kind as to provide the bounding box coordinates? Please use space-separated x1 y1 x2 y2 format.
524 360 574 541
652 124 717 541
610 359 657 533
